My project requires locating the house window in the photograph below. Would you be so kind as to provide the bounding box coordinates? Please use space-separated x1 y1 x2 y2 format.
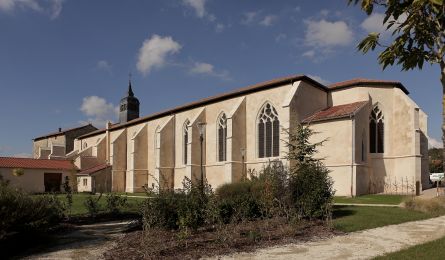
83 178 88 186
258 103 280 158
370 106 384 153
183 120 190 165
217 113 227 161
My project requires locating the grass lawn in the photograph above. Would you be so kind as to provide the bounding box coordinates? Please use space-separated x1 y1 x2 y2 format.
374 236 445 260
33 193 145 216
334 194 409 205
332 205 437 232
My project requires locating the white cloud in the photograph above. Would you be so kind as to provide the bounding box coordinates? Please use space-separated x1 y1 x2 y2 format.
215 23 225 33
275 33 287 42
189 61 230 80
183 0 206 18
260 15 277 26
305 19 353 47
307 74 331 85
302 50 315 58
429 137 443 148
320 9 330 17
136 34 182 76
241 11 260 25
96 60 112 73
0 0 64 19
294 6 301 12
360 12 407 38
80 96 118 127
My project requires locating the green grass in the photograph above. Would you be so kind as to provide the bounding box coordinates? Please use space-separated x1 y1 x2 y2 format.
332 205 436 232
374 236 445 260
33 193 145 216
334 194 408 205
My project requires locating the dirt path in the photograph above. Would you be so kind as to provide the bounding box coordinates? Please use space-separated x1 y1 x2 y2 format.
217 215 445 260
22 221 132 260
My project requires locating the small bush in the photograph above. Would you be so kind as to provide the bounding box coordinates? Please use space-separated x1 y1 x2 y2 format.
0 179 65 239
404 197 445 215
105 193 128 214
84 194 102 217
141 191 182 230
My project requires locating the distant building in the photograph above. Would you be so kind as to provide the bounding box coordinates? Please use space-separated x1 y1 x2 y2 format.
0 157 75 193
33 124 97 159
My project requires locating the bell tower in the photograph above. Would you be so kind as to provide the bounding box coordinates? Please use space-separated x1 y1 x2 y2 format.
119 78 140 123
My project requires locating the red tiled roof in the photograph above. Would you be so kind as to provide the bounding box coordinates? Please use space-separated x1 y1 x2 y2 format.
328 78 409 94
34 124 98 141
79 74 327 139
0 157 75 170
77 163 110 176
302 101 369 123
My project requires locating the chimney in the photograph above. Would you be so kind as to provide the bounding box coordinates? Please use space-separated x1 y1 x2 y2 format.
58 127 62 132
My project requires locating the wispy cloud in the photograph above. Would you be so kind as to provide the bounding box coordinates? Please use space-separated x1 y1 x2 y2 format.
79 96 118 127
260 15 277 27
96 60 112 74
360 12 407 39
182 0 215 21
189 61 230 80
136 34 182 76
0 0 65 19
429 137 443 148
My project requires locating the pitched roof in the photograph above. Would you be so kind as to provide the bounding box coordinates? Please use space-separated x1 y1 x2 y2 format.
77 163 110 176
34 124 98 141
79 74 327 139
302 101 369 124
328 78 409 94
0 157 75 170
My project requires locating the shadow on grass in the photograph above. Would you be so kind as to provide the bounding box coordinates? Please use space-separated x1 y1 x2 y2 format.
332 205 356 219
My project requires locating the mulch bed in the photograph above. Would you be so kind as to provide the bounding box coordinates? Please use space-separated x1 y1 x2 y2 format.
104 217 339 259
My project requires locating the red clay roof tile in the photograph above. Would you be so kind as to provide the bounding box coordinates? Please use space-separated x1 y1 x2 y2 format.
0 157 75 170
77 163 110 176
302 101 369 123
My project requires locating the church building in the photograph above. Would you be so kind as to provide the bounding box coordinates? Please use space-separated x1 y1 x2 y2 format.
69 74 429 196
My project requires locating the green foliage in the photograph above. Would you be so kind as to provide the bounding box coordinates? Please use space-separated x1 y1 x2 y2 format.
429 148 443 173
83 194 102 217
351 0 445 71
0 178 65 239
105 193 128 214
62 176 73 214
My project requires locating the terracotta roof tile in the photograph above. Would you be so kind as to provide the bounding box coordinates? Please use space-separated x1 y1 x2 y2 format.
77 163 110 176
0 157 75 170
302 101 369 123
328 78 409 94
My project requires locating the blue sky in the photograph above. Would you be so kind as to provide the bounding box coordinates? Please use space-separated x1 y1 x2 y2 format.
0 0 442 157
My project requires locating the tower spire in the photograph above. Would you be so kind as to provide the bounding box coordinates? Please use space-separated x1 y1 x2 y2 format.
127 73 134 97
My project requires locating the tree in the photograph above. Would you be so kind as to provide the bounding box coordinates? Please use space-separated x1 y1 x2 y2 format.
350 0 445 167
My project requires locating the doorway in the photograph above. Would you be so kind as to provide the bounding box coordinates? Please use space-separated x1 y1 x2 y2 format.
44 172 62 192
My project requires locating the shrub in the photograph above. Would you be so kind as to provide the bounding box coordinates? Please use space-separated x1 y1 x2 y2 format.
105 193 128 214
141 191 182 230
0 179 65 239
84 194 102 217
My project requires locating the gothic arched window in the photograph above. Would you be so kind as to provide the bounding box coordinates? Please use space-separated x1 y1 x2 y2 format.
370 106 384 153
217 113 227 162
258 103 280 158
183 120 190 164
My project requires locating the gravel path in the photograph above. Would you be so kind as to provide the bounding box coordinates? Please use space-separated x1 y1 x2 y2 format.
217 215 445 260
22 221 132 260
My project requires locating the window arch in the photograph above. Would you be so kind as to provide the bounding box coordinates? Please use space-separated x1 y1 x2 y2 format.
370 105 384 153
217 113 227 162
257 102 280 158
183 120 190 164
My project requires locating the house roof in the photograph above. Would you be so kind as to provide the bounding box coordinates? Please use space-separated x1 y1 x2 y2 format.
77 163 110 176
302 101 369 124
78 75 408 139
79 74 327 139
0 157 75 170
34 124 98 141
328 78 409 94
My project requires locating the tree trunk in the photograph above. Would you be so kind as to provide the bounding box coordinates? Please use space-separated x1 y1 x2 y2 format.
441 61 445 173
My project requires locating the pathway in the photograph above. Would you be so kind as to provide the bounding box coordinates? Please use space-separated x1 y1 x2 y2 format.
22 221 133 260
216 215 445 260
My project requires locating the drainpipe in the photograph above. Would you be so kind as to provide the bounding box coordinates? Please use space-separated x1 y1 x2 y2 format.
351 115 355 197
